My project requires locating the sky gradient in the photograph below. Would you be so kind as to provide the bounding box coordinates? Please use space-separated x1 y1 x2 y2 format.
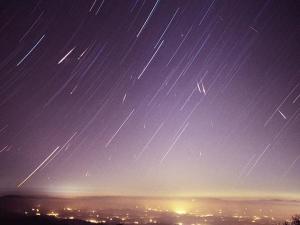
0 0 299 198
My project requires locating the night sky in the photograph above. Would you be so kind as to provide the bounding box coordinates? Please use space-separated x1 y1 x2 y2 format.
0 0 299 198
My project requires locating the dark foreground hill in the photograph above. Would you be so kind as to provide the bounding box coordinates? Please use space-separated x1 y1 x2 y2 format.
0 212 95 225
0 212 169 225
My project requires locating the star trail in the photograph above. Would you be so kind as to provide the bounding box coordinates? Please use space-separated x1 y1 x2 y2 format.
0 0 299 199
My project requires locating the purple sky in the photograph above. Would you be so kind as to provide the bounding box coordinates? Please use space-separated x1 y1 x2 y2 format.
0 0 299 198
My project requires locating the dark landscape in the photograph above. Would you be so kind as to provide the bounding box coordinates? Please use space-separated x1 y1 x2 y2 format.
0 195 300 225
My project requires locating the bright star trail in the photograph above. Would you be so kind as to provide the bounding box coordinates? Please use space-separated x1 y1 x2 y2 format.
17 146 60 188
0 0 299 200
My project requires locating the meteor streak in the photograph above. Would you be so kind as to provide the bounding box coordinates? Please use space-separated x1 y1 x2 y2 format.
17 146 60 188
